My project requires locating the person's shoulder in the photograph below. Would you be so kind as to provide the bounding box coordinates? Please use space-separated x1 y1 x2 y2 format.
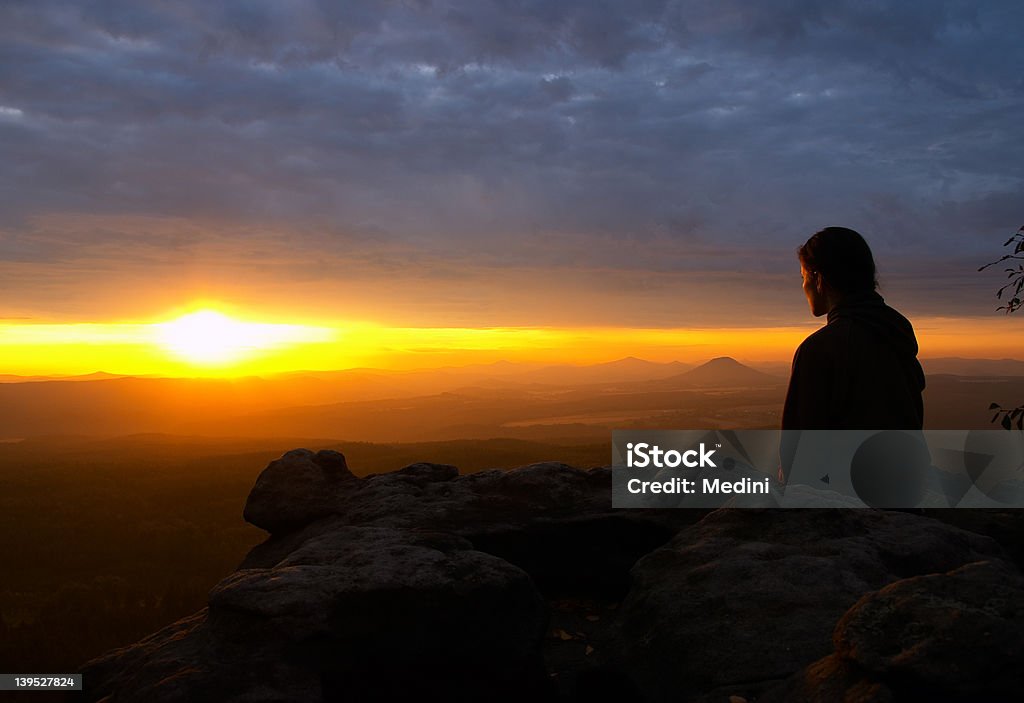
793 323 841 367
797 320 846 352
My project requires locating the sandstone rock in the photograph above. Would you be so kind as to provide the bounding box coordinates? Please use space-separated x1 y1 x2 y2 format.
88 452 1021 703
345 461 616 530
241 459 704 584
722 483 867 508
84 458 703 701
760 559 1024 702
82 608 323 702
610 508 1005 703
388 460 459 483
242 449 356 533
757 654 895 703
84 526 550 702
836 559 1024 698
244 460 614 535
921 508 1024 569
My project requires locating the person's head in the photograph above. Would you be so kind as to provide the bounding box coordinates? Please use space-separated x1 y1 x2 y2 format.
798 227 878 316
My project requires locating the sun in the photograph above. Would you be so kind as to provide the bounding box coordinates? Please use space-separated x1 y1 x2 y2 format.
154 310 330 365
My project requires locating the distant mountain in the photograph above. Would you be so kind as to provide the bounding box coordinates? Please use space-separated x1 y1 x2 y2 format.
921 357 1024 377
66 371 128 381
513 357 694 386
3 357 1018 439
0 371 127 383
593 356 694 376
0 359 698 439
279 358 695 389
0 374 54 383
661 357 784 388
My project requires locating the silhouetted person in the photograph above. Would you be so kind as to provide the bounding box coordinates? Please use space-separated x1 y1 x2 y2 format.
780 227 925 482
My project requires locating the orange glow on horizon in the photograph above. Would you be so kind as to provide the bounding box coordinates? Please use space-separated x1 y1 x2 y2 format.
0 307 1021 378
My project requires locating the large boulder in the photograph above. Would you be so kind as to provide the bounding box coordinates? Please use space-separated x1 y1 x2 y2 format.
921 508 1024 569
291 461 620 532
240 458 702 598
609 508 1005 703
243 449 356 533
83 526 550 702
761 559 1024 702
83 456 699 702
246 458 622 535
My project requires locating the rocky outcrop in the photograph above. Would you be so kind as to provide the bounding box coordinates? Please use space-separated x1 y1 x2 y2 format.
84 527 550 702
607 508 1007 703
82 455 696 702
762 560 1024 702
245 453 627 535
82 450 1024 702
242 449 357 533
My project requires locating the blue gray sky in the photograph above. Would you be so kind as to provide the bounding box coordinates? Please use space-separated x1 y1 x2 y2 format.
0 0 1021 327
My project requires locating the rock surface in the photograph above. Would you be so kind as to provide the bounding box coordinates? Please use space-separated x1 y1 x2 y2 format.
82 450 1024 702
761 560 1024 702
82 456 695 702
242 449 356 533
246 458 625 534
85 526 550 702
609 508 1007 703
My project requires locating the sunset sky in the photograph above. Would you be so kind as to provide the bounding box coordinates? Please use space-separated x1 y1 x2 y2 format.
1 1 1022 375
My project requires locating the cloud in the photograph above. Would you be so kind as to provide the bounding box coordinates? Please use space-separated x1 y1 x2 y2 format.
0 0 1021 325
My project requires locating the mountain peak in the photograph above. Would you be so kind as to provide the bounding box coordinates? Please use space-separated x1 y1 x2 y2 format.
702 356 742 367
665 356 782 388
601 356 652 367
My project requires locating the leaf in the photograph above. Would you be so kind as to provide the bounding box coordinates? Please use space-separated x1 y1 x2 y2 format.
1002 414 1012 430
992 412 1001 423
990 403 1001 410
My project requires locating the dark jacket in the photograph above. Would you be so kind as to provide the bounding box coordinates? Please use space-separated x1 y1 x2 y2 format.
782 291 926 430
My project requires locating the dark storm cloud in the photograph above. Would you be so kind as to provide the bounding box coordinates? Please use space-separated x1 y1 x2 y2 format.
0 0 1021 321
